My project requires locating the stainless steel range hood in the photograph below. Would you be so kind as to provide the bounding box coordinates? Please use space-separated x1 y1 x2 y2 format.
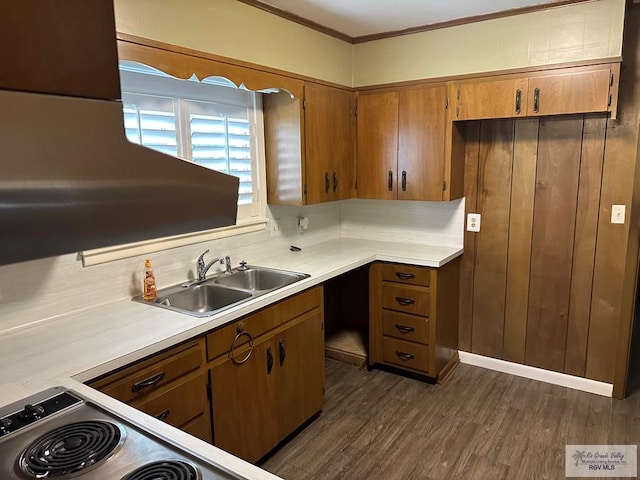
0 1 239 265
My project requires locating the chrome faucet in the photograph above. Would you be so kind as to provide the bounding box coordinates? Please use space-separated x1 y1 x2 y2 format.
196 249 225 282
224 256 232 274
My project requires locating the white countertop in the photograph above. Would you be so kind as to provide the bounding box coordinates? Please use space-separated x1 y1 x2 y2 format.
0 238 461 479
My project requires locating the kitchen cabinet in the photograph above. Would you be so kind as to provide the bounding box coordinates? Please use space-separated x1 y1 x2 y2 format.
356 84 448 201
369 260 460 381
451 63 619 120
208 286 324 462
264 83 354 205
89 339 211 442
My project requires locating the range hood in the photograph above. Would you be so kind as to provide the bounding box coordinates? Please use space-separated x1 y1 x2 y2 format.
0 1 239 265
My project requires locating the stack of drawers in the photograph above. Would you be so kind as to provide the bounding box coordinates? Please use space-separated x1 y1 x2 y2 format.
369 260 460 381
89 339 211 442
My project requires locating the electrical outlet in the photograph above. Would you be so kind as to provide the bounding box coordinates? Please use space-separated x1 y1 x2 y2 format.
269 219 281 236
611 205 626 224
467 213 481 232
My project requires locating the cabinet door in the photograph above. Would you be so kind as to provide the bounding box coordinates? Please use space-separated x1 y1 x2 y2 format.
356 92 398 199
527 67 612 116
305 84 353 204
275 312 325 440
453 77 528 120
397 85 447 201
210 339 278 463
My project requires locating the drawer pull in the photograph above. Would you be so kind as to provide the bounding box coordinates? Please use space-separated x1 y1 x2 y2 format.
395 272 415 281
155 409 170 421
230 328 254 365
395 296 415 306
395 324 415 334
395 351 415 361
131 372 166 392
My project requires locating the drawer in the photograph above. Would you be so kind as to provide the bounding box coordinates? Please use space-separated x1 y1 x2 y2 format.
133 373 208 428
382 284 429 316
207 286 322 361
382 337 429 373
381 263 430 287
94 342 203 404
382 311 429 344
180 413 211 442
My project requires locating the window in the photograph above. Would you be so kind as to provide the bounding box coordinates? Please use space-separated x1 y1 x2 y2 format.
119 61 265 221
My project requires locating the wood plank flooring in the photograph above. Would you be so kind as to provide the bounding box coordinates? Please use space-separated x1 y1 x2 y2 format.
260 359 640 479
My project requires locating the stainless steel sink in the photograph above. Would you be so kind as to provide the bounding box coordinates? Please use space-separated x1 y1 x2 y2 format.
133 265 309 317
153 284 252 316
214 266 308 292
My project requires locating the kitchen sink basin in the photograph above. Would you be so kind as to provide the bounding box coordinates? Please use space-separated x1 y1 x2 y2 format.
134 265 309 317
153 284 252 316
214 266 308 292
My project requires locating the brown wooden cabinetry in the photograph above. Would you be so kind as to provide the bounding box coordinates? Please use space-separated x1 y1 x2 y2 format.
89 339 211 442
264 84 354 205
369 260 460 381
208 286 324 463
452 63 619 121
356 85 448 201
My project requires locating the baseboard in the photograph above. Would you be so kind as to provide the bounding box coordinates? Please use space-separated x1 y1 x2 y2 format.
458 351 613 397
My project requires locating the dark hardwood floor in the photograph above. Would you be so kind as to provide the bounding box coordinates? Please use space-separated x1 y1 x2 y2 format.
260 359 640 479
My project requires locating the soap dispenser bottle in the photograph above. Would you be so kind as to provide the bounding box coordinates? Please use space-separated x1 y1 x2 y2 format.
143 259 157 300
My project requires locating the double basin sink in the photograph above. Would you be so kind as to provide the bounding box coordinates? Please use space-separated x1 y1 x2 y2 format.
135 266 310 317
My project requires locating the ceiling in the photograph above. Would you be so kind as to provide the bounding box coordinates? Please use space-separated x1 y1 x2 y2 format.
254 0 581 39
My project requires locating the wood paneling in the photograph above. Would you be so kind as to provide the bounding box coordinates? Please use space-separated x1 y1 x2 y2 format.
397 85 447 201
503 119 538 364
471 120 514 358
458 122 480 352
565 116 606 376
356 92 399 199
525 117 583 372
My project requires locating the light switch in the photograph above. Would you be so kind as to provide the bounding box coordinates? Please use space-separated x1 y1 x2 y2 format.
467 213 481 232
611 205 626 224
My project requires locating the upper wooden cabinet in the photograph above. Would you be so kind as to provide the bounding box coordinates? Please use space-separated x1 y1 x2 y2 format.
264 83 354 205
451 63 619 121
452 77 528 120
356 84 448 201
305 84 354 204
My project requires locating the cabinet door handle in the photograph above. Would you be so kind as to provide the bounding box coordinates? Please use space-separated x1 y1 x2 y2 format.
266 346 274 375
395 272 415 281
533 88 540 113
155 409 170 421
131 372 165 392
515 89 522 114
395 324 415 334
278 339 286 366
395 351 415 361
325 172 330 193
332 172 338 193
395 296 415 306
401 170 407 191
388 171 393 191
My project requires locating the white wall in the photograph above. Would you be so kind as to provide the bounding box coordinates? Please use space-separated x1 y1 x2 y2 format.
352 0 624 86
113 0 354 87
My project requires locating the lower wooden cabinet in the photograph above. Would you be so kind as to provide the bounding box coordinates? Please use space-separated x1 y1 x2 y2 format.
369 260 460 381
88 339 212 442
209 286 325 463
